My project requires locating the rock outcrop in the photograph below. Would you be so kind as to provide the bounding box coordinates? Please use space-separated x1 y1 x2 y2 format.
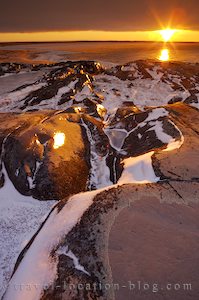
2 102 199 300
0 60 199 300
0 104 183 200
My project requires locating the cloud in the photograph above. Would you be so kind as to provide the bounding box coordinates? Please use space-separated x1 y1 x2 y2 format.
0 0 199 32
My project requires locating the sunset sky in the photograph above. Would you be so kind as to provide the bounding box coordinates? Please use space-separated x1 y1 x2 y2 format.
0 0 199 42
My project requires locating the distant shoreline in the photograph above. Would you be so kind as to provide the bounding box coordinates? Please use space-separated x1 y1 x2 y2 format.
0 40 199 46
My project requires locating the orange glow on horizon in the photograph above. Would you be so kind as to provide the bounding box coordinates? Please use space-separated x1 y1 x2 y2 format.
0 30 199 43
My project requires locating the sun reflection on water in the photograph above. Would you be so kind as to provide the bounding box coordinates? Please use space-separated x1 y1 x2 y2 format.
158 49 170 62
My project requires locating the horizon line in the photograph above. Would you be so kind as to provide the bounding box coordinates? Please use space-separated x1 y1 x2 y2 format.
1 40 199 44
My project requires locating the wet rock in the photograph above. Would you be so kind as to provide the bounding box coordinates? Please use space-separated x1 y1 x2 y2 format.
58 89 75 105
155 103 199 181
184 94 198 104
1 112 90 200
109 194 199 300
110 106 140 123
168 96 183 104
0 104 185 200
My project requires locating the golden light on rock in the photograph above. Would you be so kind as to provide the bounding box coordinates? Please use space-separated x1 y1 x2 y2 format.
159 29 176 42
36 138 41 146
159 49 170 62
74 107 83 113
53 132 66 149
96 104 106 117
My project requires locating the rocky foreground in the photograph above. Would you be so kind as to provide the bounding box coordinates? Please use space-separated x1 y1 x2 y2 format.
0 60 199 300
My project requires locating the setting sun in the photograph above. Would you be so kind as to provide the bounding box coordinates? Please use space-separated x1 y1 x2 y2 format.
159 29 176 42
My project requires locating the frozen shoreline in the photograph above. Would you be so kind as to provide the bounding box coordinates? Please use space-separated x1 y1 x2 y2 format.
0 59 198 299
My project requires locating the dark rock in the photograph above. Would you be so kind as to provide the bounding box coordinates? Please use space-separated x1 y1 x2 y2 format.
168 96 183 104
1 113 90 200
184 94 198 104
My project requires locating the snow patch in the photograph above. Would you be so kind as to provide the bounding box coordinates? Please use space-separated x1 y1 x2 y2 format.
118 151 159 184
3 189 98 300
0 82 46 112
57 245 90 276
0 164 55 298
144 108 168 122
81 119 112 189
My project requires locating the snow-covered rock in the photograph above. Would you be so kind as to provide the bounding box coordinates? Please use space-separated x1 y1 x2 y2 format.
0 60 199 300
